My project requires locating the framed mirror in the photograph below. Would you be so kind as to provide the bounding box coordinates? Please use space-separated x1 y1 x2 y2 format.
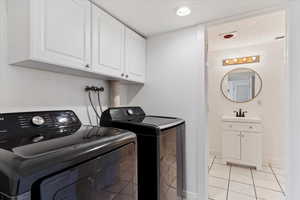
221 68 262 103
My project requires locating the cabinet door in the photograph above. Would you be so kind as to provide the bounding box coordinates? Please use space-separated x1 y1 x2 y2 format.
241 133 261 165
125 28 146 83
32 0 91 70
92 5 125 78
222 131 241 160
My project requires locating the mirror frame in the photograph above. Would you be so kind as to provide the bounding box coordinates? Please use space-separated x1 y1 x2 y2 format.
220 68 263 103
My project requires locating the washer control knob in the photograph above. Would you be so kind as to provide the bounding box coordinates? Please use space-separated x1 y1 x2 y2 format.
127 109 134 115
32 116 45 126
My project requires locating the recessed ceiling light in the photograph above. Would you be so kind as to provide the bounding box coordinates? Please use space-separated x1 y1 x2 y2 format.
176 6 191 16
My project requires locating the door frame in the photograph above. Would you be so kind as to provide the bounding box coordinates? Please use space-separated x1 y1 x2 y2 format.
204 5 289 199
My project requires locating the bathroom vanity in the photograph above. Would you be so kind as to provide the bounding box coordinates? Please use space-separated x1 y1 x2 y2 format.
222 116 263 170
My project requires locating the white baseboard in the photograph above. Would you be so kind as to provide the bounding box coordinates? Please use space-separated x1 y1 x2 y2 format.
209 150 285 168
182 190 203 200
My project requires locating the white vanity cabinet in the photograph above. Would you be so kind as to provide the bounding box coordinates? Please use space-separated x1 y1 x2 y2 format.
222 117 263 169
8 0 92 71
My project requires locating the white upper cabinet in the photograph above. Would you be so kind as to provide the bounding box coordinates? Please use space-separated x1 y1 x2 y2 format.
8 0 92 71
125 28 146 83
8 0 146 83
92 5 125 78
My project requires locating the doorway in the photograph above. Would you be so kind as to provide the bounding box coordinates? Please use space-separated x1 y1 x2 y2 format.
206 10 287 200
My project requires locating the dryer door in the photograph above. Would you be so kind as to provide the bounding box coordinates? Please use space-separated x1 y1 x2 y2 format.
38 143 137 200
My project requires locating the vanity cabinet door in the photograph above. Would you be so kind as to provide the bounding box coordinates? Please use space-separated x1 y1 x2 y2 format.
241 133 262 167
222 131 241 161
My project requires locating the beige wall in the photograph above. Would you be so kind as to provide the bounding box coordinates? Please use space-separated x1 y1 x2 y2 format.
208 40 286 166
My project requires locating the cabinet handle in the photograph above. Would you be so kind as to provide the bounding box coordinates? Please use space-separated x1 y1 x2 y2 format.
85 64 90 68
121 73 125 77
125 74 129 78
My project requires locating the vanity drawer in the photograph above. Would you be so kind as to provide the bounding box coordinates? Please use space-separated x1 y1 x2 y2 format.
222 122 262 133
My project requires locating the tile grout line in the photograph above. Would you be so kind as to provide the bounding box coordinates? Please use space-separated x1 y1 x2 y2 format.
250 168 258 200
208 156 216 173
269 164 286 196
226 165 232 200
208 156 218 200
251 184 283 193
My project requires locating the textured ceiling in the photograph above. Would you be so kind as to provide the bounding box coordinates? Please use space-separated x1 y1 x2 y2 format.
93 0 286 36
208 11 286 51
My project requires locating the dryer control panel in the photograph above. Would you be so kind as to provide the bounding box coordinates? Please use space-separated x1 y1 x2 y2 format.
100 107 146 127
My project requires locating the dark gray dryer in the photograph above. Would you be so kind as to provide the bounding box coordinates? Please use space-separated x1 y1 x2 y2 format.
0 110 137 200
100 107 185 200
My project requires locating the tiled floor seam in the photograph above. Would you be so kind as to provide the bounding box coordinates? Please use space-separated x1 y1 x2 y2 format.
269 163 286 196
208 156 216 173
254 185 282 193
226 165 232 200
250 168 258 200
209 175 228 181
230 178 255 186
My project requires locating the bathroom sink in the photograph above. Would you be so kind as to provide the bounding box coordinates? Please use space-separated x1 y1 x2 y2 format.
222 116 262 123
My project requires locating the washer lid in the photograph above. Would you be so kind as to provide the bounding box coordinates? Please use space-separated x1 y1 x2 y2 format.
135 116 184 129
0 110 135 158
100 107 185 133
11 126 123 158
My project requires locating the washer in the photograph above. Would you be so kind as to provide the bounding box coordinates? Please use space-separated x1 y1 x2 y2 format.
0 110 137 200
100 107 185 200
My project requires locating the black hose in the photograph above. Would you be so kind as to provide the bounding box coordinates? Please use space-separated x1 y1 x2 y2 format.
88 91 101 120
97 91 103 114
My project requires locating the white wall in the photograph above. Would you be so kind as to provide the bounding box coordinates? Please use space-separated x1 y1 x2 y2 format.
0 0 110 125
288 1 300 199
126 26 207 199
208 41 286 166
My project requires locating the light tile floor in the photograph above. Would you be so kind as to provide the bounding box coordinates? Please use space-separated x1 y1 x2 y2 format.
208 155 287 200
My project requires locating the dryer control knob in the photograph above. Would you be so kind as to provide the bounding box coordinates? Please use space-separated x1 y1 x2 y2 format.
32 116 45 126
